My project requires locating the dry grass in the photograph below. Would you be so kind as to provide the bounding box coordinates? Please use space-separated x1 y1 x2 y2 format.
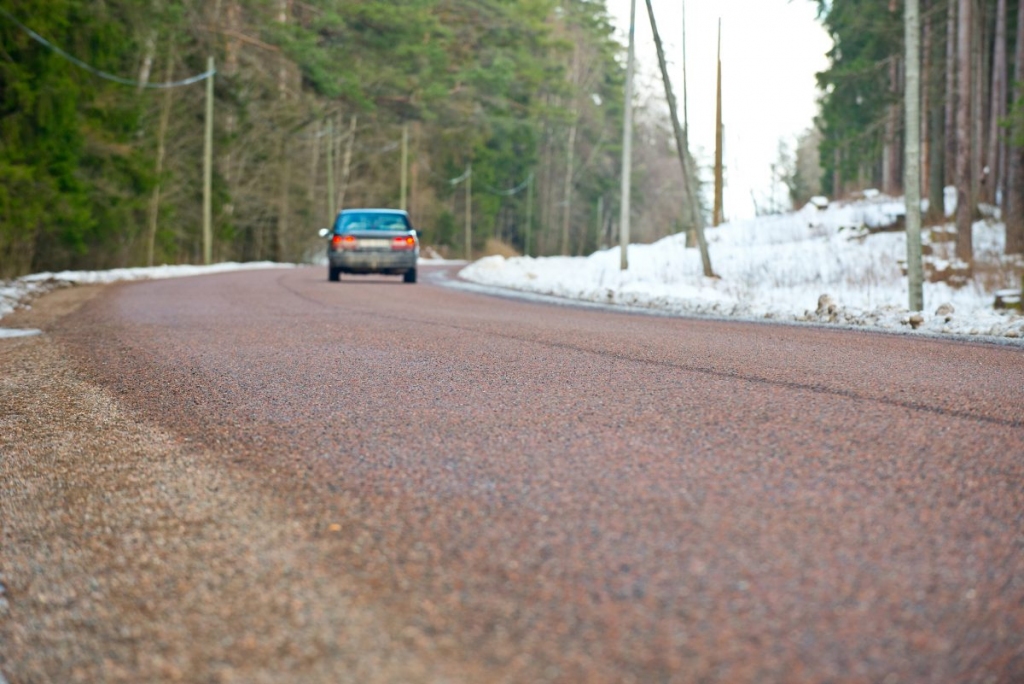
482 238 520 259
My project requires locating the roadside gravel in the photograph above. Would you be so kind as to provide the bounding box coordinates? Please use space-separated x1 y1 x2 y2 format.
0 285 482 683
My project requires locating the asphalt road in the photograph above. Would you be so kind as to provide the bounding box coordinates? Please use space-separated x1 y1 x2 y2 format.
20 264 1024 681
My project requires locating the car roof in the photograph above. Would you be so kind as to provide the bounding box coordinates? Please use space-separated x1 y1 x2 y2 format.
338 208 409 216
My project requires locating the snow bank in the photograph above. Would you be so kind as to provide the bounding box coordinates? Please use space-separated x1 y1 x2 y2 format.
1 262 292 324
460 194 1024 341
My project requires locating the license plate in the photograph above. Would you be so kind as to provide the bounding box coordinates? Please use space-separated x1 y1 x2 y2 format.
358 238 389 249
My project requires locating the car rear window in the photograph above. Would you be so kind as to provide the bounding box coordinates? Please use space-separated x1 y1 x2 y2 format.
335 212 411 232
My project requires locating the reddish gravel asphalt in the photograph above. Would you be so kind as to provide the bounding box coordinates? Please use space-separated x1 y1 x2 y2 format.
51 264 1024 682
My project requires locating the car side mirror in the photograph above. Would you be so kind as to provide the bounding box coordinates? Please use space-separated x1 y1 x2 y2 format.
318 228 329 238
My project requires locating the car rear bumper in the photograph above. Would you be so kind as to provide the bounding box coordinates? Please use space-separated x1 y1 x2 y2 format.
328 250 417 274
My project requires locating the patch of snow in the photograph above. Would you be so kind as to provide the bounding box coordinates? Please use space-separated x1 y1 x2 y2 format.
0 328 41 338
809 196 829 209
0 262 292 328
459 194 1024 343
21 261 291 285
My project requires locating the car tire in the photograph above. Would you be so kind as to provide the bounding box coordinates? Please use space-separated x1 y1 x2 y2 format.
328 266 341 282
403 268 417 284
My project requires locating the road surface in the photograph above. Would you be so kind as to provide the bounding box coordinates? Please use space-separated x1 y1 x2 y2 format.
2 264 1023 683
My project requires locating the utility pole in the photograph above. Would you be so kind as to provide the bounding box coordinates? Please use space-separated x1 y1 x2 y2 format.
325 118 335 221
410 122 420 224
682 0 696 247
905 0 924 311
682 0 689 148
645 0 714 276
713 20 724 227
202 56 214 265
400 122 409 211
619 0 637 270
465 162 472 261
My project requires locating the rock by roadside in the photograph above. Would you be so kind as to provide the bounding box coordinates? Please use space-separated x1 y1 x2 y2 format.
0 285 479 683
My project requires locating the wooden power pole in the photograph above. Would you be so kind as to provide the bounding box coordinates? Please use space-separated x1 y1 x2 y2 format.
644 0 714 276
713 20 724 227
400 122 409 211
682 0 689 148
619 0 637 271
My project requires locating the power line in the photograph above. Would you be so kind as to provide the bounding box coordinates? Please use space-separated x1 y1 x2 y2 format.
480 171 533 197
0 7 215 89
422 157 532 195
421 159 471 186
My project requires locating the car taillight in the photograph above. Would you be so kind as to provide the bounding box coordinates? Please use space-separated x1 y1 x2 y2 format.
332 234 357 250
391 235 416 250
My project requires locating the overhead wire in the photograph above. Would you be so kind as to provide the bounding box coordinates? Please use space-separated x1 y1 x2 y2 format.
479 171 533 196
0 6 215 88
421 158 533 194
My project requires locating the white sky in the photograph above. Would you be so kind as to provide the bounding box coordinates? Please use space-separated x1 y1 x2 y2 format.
605 0 833 219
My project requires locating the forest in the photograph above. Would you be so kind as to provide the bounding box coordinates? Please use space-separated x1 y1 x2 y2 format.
0 0 704 278
5 0 1024 279
815 0 1024 263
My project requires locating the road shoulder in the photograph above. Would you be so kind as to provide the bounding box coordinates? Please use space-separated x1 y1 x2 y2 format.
0 284 476 683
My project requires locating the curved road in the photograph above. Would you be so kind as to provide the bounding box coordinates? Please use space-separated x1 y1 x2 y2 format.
42 265 1024 680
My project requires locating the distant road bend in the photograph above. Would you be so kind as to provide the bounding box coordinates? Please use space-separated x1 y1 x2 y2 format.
5 263 1024 683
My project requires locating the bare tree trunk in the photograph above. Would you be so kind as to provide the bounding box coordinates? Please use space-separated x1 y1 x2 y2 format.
276 0 291 97
224 1 241 77
220 1 240 223
971 0 984 203
1005 0 1024 254
926 0 946 221
557 45 581 256
987 0 1007 206
955 0 974 262
560 118 577 255
539 120 554 255
308 121 320 225
833 146 842 199
338 115 357 211
922 7 932 198
945 0 957 187
137 32 155 91
146 56 174 266
325 119 335 219
884 53 899 195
